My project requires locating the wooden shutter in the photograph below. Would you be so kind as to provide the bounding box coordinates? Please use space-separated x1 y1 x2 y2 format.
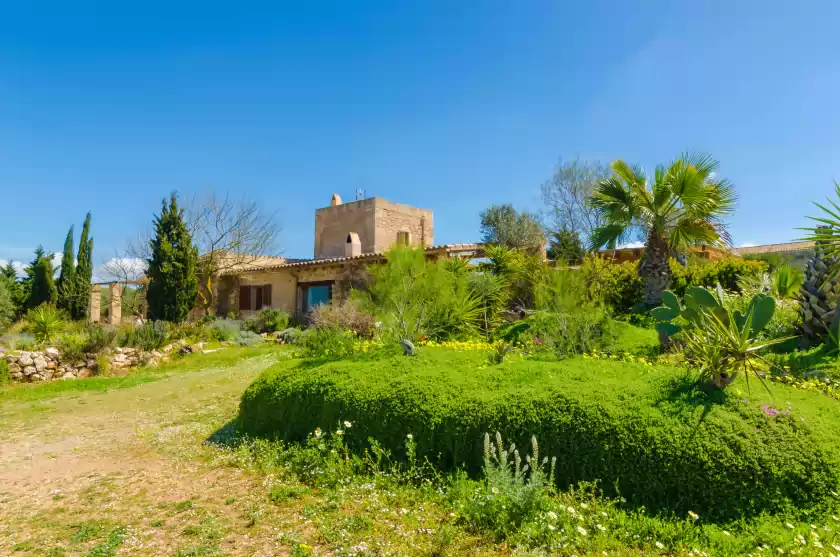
263 284 272 307
239 286 251 311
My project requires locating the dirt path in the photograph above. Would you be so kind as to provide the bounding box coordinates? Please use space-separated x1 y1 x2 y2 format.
0 354 293 556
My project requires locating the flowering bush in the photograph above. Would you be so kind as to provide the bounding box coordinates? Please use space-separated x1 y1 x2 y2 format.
418 339 494 351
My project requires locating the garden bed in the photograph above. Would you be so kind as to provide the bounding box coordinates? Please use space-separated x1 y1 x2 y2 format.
238 348 840 522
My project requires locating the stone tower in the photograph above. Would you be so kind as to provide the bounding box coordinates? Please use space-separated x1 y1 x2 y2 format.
313 195 434 259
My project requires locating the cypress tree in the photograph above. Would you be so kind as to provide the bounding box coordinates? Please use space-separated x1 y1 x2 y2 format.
26 246 58 308
72 213 94 320
56 226 76 311
146 193 198 322
1 262 25 320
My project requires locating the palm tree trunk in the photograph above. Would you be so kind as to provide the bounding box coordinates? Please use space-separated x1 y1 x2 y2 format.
639 232 672 306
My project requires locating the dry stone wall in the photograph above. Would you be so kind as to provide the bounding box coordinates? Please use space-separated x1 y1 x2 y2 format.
0 341 192 383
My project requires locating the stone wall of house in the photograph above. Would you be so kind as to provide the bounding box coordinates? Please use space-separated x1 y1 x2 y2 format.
314 197 434 259
314 198 378 259
373 199 433 253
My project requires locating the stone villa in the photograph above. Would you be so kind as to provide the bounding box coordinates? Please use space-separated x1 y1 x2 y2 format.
89 194 481 324
202 194 480 320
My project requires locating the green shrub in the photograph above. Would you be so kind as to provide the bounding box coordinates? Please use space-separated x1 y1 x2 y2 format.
300 327 358 359
25 304 65 343
452 432 555 539
309 302 375 339
580 257 767 315
365 247 481 341
244 308 290 334
528 309 618 358
235 331 264 346
85 325 116 353
579 257 642 313
134 321 170 351
55 334 87 363
209 318 241 342
238 349 840 522
3 333 37 351
0 279 15 332
96 354 111 377
277 327 303 344
0 359 9 385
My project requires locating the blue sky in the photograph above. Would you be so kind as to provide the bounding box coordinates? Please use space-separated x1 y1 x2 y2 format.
1 1 839 277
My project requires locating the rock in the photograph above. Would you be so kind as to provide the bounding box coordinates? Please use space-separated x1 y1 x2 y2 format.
31 374 44 382
23 366 36 376
19 353 34 366
9 363 21 374
78 368 92 378
401 338 415 356
112 354 128 364
115 347 123 354
178 345 195 356
151 350 163 359
44 347 60 359
202 349 219 354
86 359 97 368
33 356 48 372
62 372 75 379
46 361 56 370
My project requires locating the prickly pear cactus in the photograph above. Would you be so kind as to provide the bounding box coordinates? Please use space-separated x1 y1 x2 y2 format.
800 229 840 345
653 285 775 347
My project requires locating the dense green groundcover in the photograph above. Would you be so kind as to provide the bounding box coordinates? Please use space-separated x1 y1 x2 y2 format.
238 347 840 522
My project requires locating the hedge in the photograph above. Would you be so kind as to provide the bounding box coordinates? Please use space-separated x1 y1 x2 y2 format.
238 348 840 522
580 256 768 313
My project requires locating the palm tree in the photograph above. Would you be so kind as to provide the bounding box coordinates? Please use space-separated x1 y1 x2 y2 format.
590 153 736 305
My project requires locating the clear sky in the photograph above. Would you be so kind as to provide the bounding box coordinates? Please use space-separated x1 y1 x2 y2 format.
1 1 839 277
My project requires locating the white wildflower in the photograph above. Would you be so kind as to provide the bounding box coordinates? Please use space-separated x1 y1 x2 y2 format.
577 526 587 536
596 523 606 531
491 487 499 494
655 541 664 549
786 522 795 529
547 524 555 531
406 433 413 440
688 510 699 521
546 511 557 521
723 530 731 536
314 428 322 438
344 421 352 428
335 429 344 436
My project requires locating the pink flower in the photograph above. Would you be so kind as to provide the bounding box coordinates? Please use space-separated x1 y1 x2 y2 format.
762 404 778 416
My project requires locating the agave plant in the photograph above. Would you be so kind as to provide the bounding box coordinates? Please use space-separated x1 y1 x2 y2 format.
26 304 65 344
739 266 804 299
653 286 792 390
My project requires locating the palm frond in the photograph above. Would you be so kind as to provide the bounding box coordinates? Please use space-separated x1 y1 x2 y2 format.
669 218 720 252
590 224 631 251
610 160 646 189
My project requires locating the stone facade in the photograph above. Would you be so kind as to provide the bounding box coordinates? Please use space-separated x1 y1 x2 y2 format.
314 197 433 259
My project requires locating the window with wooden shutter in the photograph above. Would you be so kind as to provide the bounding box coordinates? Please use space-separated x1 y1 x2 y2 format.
239 286 251 311
263 284 272 307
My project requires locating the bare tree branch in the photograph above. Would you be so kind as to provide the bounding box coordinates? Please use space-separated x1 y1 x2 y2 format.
540 157 612 245
184 192 283 314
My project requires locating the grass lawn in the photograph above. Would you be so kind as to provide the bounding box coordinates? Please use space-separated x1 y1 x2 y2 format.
2 337 840 556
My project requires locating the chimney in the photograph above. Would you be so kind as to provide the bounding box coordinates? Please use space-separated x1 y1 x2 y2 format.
345 232 361 257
